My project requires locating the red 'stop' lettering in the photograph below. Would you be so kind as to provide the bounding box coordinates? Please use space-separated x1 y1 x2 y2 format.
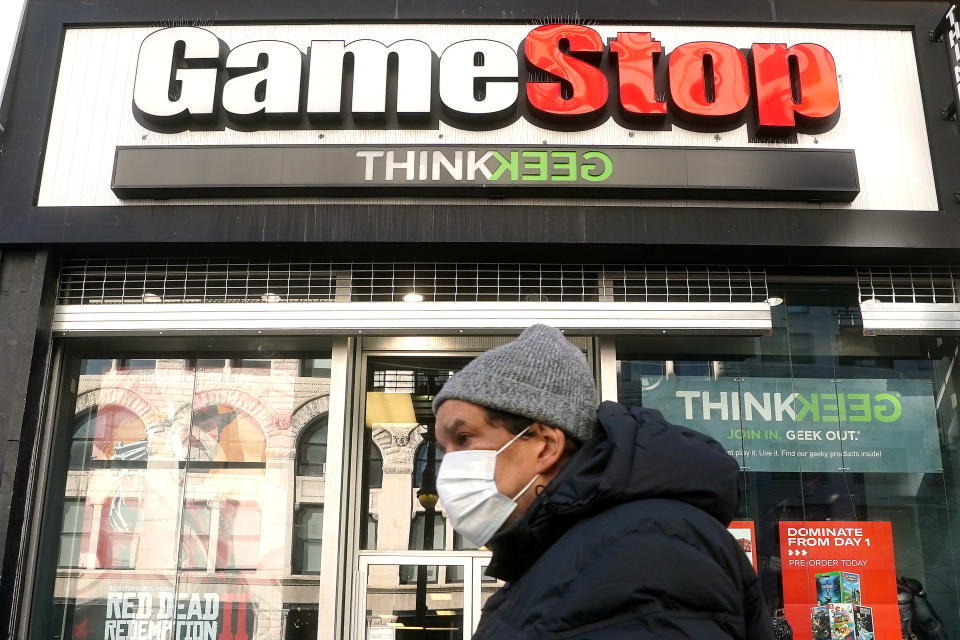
610 32 666 116
752 42 840 129
525 24 608 117
668 41 750 119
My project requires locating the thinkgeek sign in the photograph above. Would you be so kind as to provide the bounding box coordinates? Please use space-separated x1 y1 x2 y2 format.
111 145 858 199
635 376 941 473
115 24 859 200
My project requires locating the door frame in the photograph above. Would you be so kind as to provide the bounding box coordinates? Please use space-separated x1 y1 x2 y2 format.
355 552 480 640
344 334 608 639
470 557 497 636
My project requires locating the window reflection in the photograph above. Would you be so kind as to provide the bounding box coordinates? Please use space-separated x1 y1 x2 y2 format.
365 513 379 550
284 605 318 640
98 497 141 569
447 533 486 584
298 418 328 477
80 359 113 375
412 442 443 488
300 359 332 379
617 287 960 630
57 499 91 569
216 500 261 571
362 356 473 561
71 405 148 467
40 352 334 640
367 436 384 489
181 501 211 571
293 506 323 575
189 404 266 464
400 514 446 584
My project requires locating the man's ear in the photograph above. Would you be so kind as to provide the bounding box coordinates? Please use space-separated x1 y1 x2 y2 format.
534 423 567 474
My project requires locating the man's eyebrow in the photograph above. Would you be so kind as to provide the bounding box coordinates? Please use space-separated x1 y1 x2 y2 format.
440 418 465 434
436 418 466 453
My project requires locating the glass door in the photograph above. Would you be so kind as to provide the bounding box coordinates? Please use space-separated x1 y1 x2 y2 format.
352 336 594 640
357 554 474 639
356 555 506 639
355 351 482 640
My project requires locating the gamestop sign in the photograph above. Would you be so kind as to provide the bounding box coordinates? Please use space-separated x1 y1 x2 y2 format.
116 24 854 200
38 23 937 208
133 24 838 132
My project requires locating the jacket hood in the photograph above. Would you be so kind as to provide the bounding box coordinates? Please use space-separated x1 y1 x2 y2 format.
486 401 741 582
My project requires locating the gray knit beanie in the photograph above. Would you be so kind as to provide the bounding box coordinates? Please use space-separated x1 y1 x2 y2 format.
432 324 598 442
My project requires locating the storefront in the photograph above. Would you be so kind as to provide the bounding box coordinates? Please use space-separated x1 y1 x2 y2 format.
2 1 960 639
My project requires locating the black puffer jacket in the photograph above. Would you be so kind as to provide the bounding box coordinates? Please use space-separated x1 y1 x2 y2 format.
475 402 773 640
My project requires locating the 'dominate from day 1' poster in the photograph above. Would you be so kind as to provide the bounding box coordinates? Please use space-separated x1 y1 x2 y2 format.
779 521 898 640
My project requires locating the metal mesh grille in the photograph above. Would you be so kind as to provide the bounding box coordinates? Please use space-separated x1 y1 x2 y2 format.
857 267 959 304
57 259 770 305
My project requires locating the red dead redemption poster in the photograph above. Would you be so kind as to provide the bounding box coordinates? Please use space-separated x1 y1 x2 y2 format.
63 590 255 640
779 521 898 640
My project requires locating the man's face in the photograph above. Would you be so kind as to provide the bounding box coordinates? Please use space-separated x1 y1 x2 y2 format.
434 399 542 520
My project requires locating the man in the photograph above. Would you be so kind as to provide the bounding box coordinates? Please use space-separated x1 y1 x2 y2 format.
433 324 772 639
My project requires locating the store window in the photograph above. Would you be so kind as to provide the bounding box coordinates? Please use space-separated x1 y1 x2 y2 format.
617 285 960 637
32 347 335 640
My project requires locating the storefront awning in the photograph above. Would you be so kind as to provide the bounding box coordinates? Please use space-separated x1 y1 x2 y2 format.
860 302 960 335
52 301 774 335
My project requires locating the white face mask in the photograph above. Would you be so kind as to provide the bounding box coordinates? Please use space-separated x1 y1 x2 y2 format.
436 425 541 547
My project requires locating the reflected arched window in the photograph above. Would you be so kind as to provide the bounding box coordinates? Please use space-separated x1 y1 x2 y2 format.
191 404 266 463
71 405 147 468
71 410 97 467
298 416 328 476
366 435 383 489
412 440 444 487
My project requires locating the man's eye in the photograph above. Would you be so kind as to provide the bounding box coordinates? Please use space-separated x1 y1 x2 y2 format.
456 433 471 446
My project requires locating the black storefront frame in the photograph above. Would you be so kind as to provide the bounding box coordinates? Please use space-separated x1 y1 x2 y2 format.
3 0 960 638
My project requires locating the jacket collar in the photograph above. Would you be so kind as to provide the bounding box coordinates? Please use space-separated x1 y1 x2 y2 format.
484 401 740 582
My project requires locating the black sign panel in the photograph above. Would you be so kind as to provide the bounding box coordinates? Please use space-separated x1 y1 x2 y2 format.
111 145 859 202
